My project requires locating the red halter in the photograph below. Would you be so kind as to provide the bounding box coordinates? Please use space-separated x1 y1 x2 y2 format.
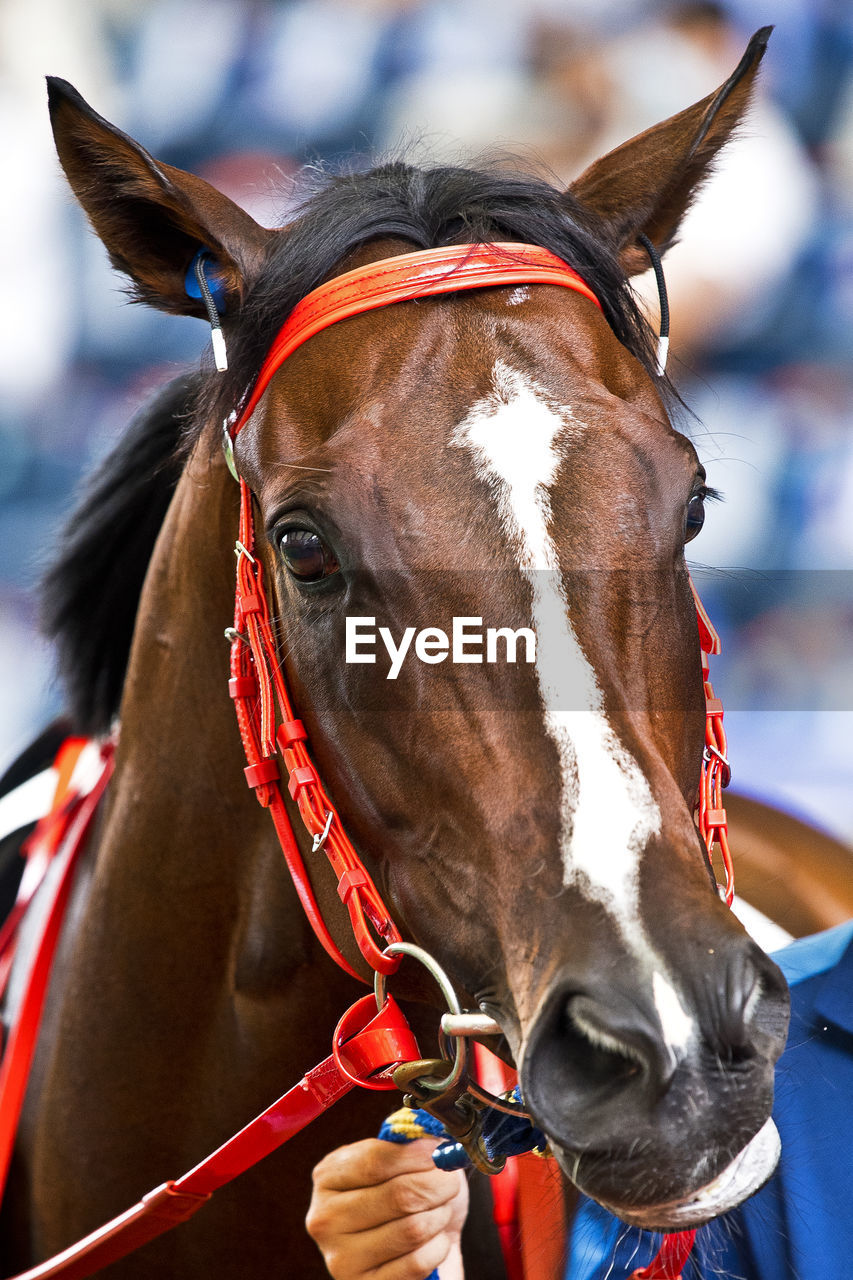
223 241 727 1280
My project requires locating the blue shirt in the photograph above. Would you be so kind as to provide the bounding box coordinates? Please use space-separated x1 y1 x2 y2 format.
566 920 853 1280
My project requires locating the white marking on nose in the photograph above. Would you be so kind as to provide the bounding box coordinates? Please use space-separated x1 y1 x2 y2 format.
653 970 694 1052
450 361 662 938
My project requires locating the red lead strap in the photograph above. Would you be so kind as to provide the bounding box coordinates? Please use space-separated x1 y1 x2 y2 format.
628 1231 698 1280
4 995 419 1280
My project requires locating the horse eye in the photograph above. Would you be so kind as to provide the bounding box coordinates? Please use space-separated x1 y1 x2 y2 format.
278 528 339 582
684 493 706 542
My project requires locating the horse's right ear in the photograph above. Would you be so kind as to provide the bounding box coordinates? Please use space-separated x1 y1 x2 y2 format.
568 27 772 277
47 77 272 317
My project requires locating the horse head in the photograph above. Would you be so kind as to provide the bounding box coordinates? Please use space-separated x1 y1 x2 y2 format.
47 28 788 1233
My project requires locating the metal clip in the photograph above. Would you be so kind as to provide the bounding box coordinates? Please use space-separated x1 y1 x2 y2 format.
224 627 249 645
312 810 334 853
222 417 240 482
426 1091 508 1176
234 540 255 564
392 1058 455 1099
392 1065 499 1171
703 744 731 787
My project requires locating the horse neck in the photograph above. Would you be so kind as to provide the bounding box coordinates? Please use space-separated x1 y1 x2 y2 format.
94 443 318 994
22 442 380 1259
115 442 244 818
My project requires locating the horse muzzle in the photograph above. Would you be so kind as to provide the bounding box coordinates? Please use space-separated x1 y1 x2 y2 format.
596 1115 781 1230
516 935 789 1225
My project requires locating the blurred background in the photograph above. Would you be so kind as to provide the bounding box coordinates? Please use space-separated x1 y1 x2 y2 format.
1 0 851 840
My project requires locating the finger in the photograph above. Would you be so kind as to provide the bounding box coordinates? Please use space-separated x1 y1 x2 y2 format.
313 1138 441 1192
369 1229 458 1280
322 1205 457 1280
308 1158 466 1243
310 1167 463 1239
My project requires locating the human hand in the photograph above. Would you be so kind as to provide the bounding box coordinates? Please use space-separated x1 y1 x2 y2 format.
307 1137 468 1279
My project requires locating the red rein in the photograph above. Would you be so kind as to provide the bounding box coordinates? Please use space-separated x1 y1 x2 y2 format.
0 243 730 1280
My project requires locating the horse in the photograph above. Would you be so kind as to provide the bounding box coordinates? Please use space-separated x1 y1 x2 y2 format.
1 29 792 1278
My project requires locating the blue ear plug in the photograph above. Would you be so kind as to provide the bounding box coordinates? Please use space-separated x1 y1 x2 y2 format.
186 249 229 371
185 249 229 311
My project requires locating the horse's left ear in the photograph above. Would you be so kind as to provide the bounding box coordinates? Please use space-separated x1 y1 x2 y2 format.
47 77 272 317
569 27 771 277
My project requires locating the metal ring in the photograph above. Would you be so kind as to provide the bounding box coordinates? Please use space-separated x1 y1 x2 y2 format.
224 627 249 645
374 942 466 1094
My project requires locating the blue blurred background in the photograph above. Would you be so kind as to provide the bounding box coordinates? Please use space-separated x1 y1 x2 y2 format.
1 0 851 839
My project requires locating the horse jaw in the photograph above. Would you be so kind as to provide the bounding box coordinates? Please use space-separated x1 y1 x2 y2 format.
571 1117 781 1230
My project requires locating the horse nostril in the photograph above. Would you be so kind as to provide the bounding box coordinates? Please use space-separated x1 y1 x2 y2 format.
561 996 649 1087
522 982 676 1144
711 941 789 1065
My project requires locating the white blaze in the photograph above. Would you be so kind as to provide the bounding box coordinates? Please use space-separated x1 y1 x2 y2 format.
653 971 694 1053
450 361 662 937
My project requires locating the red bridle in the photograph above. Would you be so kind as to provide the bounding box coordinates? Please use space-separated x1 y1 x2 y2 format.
223 241 729 1280
225 244 610 983
0 242 729 1280
225 240 732 988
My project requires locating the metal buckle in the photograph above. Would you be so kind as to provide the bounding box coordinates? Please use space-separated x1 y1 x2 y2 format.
374 942 536 1173
703 743 731 787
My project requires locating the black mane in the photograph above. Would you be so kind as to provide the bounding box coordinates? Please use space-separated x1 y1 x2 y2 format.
44 160 659 735
41 373 196 735
198 160 658 435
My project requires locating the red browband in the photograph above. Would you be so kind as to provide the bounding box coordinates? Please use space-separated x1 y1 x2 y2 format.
228 243 602 441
